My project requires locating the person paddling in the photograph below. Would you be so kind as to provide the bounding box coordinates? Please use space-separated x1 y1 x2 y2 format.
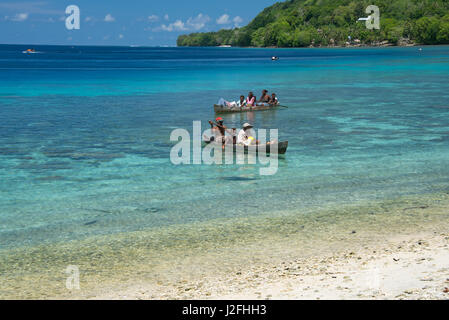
209 117 232 148
209 117 226 138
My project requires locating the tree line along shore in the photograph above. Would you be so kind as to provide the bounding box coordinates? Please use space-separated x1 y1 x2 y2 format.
177 0 449 48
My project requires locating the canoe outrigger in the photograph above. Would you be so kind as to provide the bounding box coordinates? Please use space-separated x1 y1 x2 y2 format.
204 140 288 155
214 104 280 114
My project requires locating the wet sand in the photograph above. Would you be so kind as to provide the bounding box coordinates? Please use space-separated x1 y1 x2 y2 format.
1 192 449 300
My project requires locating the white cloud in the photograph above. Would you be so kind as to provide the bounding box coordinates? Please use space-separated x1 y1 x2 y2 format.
164 14 169 21
148 15 159 22
233 16 243 27
217 14 230 25
104 14 115 22
156 13 210 32
9 13 28 22
118 34 124 39
186 13 210 31
160 20 186 32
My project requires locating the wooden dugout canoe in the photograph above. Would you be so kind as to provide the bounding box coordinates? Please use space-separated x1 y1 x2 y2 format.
204 140 288 155
214 104 280 113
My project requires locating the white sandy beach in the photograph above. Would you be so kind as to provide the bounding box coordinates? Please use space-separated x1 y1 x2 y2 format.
209 232 449 300
2 194 449 300
95 226 449 300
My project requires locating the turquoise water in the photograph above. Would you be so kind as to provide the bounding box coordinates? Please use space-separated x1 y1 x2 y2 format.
1 45 449 249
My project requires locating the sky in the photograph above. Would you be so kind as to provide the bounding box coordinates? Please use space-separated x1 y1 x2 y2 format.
0 0 279 46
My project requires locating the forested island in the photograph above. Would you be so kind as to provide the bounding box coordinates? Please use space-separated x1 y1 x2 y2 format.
177 0 449 47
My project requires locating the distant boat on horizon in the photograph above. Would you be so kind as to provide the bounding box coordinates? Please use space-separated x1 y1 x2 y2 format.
218 45 232 48
22 48 38 54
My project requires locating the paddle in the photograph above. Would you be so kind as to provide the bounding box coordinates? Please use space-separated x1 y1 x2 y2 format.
213 120 226 129
211 120 233 134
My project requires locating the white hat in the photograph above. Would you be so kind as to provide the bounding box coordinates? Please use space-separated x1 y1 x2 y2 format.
243 123 253 129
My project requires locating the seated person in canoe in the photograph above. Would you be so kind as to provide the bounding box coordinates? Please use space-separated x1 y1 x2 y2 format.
237 123 278 147
217 95 247 109
246 92 256 107
237 123 259 146
269 93 279 106
257 89 271 105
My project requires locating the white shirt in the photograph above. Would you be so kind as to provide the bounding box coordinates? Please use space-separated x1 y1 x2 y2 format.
236 100 247 107
237 128 256 146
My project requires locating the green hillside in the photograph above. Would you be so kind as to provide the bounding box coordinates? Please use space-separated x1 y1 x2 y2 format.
177 0 449 47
